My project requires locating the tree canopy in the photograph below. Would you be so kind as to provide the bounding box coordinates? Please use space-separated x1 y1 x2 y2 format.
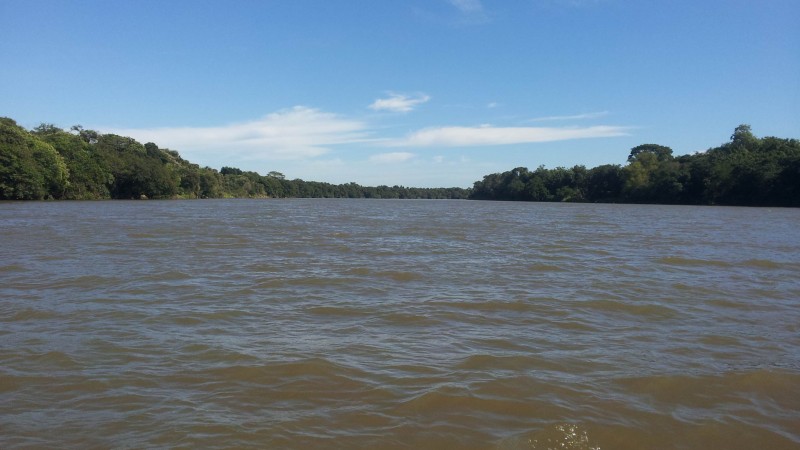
470 125 800 207
0 117 469 201
2 118 797 206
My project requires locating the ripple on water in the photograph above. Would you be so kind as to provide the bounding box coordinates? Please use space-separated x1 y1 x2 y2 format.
577 298 682 320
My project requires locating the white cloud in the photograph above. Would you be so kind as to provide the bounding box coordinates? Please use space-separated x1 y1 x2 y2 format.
529 111 610 122
97 106 632 187
387 125 630 147
369 152 416 163
369 93 430 113
555 0 602 7
534 0 603 7
448 0 483 13
447 0 490 24
105 106 369 161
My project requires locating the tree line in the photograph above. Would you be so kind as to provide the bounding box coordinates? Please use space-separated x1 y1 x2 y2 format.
0 118 469 200
470 125 800 207
3 118 797 206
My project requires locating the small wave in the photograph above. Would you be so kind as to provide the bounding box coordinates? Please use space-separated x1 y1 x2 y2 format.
306 305 372 317
0 263 25 273
426 299 548 314
698 334 742 347
380 311 441 326
286 276 360 287
616 369 800 409
375 271 424 282
127 232 158 239
707 298 772 310
656 256 732 268
98 247 131 255
526 263 568 272
456 354 540 371
346 267 373 276
46 275 123 289
6 308 58 322
28 350 81 369
397 387 534 417
164 309 250 326
254 278 287 289
455 355 585 377
578 299 679 319
136 270 193 282
191 357 365 386
254 276 357 289
171 315 204 326
176 344 258 364
245 262 280 273
739 258 784 270
550 318 598 332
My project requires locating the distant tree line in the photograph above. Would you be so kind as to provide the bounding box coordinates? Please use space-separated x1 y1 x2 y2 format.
0 118 469 200
470 125 800 207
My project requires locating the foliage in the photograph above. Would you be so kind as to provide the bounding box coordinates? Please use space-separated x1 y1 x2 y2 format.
469 125 800 206
5 118 795 206
32 124 112 199
1 118 70 200
0 117 470 201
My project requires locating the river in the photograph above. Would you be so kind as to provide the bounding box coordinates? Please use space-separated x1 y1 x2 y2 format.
1 199 798 449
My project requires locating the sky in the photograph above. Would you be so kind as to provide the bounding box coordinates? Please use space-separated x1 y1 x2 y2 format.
2 0 798 188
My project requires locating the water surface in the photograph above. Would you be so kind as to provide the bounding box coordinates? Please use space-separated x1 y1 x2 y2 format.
1 199 799 449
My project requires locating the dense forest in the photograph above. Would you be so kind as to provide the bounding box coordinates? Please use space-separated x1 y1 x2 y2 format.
0 118 469 200
470 125 800 207
2 118 797 206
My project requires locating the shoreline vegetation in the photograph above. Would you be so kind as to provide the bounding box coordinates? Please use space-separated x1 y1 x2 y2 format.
1 117 798 206
0 117 469 201
471 125 799 207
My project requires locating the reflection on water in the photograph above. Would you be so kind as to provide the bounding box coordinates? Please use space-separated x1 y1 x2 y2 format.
1 199 799 449
496 424 596 450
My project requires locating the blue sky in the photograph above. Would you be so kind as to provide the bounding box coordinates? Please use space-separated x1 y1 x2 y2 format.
2 0 798 187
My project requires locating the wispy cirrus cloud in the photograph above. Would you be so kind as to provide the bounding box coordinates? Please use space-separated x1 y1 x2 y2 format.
369 152 416 163
448 0 483 14
386 124 630 147
535 0 603 7
368 93 431 113
100 106 631 186
413 0 488 26
105 106 369 161
446 0 490 24
528 111 610 122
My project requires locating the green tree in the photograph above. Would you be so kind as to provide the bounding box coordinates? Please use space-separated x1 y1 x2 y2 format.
627 144 673 162
586 164 623 202
198 168 223 198
93 134 179 199
730 124 756 148
0 118 70 200
33 124 113 199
